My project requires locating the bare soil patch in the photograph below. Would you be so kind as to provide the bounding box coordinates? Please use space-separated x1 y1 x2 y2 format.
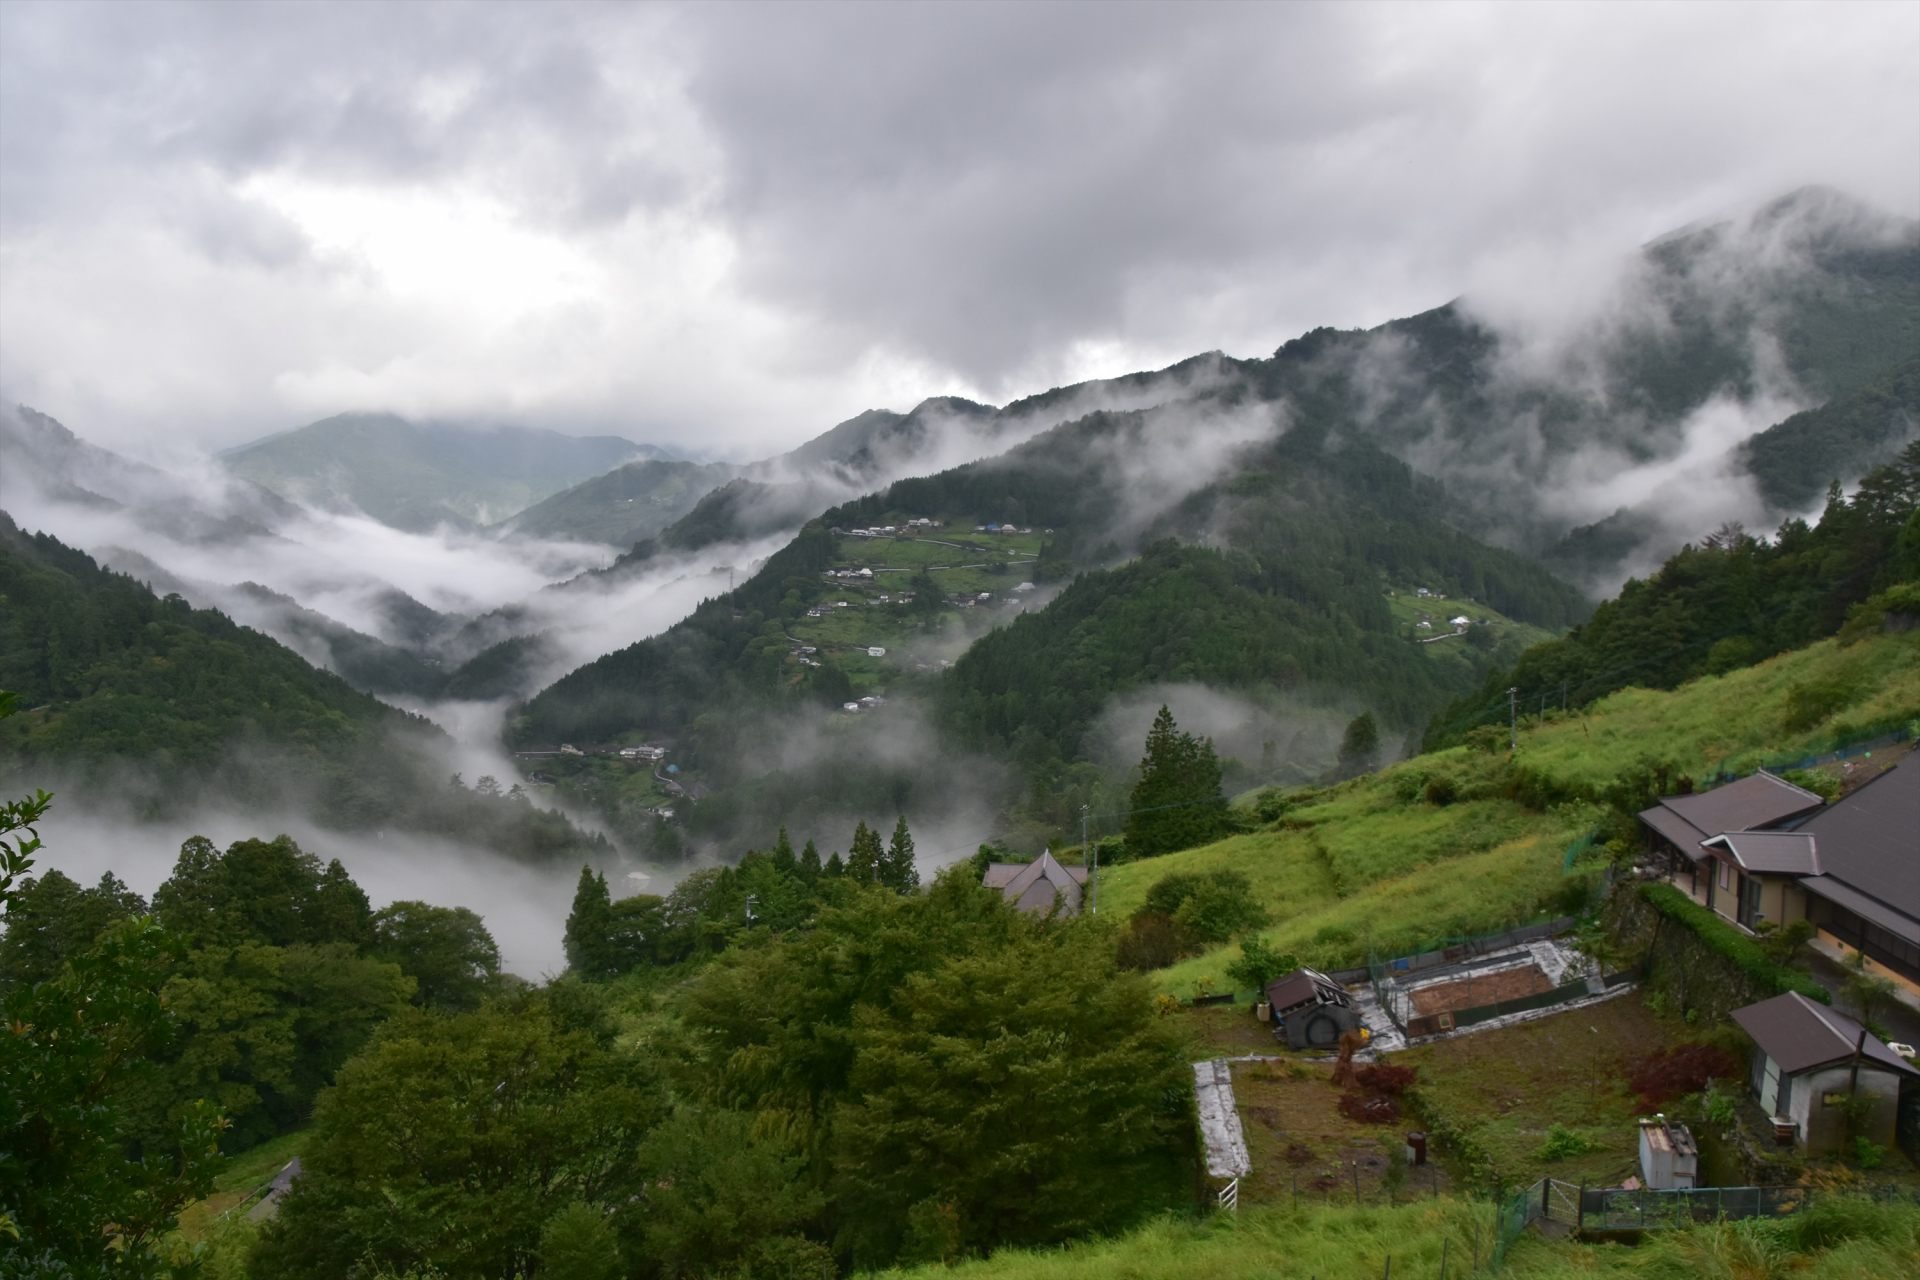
1408 962 1553 1016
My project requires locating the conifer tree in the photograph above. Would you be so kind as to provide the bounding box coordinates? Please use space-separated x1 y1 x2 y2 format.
882 817 919 893
1124 706 1227 859
847 822 884 884
563 866 614 978
798 839 823 881
771 827 797 876
824 851 846 878
1336 711 1381 779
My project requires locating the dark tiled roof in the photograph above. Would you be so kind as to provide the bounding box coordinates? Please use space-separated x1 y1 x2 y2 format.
1731 991 1919 1077
1797 761 1920 926
1704 832 1821 876
1659 772 1825 838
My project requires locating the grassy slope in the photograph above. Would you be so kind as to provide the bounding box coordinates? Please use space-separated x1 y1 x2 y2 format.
869 1197 1920 1279
1102 627 1920 997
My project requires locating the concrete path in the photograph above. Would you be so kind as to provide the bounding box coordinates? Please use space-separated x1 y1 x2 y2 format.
1191 1059 1251 1179
246 1157 302 1221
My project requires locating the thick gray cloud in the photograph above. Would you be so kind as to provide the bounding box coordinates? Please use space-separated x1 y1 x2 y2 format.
1 0 1914 458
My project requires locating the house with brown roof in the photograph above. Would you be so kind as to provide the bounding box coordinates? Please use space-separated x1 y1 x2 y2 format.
1731 990 1918 1154
1639 771 1826 931
981 850 1090 916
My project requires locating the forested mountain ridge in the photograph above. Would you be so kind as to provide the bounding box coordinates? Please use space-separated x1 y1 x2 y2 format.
0 512 607 861
220 412 657 532
1425 442 1920 748
490 457 738 546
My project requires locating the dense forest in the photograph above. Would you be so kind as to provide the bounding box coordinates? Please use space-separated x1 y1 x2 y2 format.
1426 443 1920 746
1 780 1189 1279
0 514 608 864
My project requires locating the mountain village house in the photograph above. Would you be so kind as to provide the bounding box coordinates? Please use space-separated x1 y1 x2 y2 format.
1732 991 1918 1154
1640 760 1920 999
981 850 1090 916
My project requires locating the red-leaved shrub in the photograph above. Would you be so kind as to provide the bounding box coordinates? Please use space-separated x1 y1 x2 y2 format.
1627 1043 1742 1110
1353 1063 1418 1096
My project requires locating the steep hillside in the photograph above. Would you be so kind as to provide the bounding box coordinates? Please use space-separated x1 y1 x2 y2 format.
1105 621 1920 999
1429 443 1920 748
491 457 737 546
220 413 653 531
0 514 606 862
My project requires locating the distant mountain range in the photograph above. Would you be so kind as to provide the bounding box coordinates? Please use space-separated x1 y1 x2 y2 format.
219 412 665 532
4 185 1916 861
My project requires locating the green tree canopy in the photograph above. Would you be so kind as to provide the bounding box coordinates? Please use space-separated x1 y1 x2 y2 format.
371 900 502 1012
1124 706 1228 859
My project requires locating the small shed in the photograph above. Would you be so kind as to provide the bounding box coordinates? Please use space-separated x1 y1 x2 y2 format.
1731 991 1920 1154
1264 967 1363 1049
1637 1117 1698 1188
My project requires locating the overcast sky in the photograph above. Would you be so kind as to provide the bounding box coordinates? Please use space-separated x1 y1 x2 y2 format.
2 0 1915 460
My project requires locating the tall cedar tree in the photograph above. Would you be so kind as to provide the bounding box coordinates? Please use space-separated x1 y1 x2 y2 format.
882 817 919 893
798 839 823 881
846 822 884 884
1124 706 1228 859
1336 711 1381 779
563 866 614 978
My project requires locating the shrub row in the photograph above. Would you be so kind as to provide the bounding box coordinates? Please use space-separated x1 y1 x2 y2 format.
1639 882 1830 1005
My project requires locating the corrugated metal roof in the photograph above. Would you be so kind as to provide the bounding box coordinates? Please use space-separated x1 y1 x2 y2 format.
1730 991 1919 1077
1659 772 1825 839
1797 761 1920 926
1704 831 1820 876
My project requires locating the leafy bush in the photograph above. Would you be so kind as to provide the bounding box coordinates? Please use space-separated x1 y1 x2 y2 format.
1227 937 1297 994
1423 775 1459 806
1639 883 1831 1005
1783 675 1861 732
1536 1124 1596 1161
1141 869 1269 946
1116 913 1181 971
1850 1137 1887 1170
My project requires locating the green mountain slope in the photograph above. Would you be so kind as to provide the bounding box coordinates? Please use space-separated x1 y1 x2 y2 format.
491 458 737 546
220 413 654 532
0 513 606 862
1428 443 1920 748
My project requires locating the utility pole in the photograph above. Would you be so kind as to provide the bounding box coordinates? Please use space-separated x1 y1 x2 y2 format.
1083 803 1095 914
1508 687 1518 753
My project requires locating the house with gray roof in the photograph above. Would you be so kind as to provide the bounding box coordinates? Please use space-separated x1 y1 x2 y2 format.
981 850 1090 916
1642 760 1920 999
1639 770 1827 931
1731 990 1918 1154
1796 760 1920 998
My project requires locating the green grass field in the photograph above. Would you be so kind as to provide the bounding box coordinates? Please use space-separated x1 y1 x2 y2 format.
173 1129 305 1243
870 1195 1920 1279
1101 628 1920 998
